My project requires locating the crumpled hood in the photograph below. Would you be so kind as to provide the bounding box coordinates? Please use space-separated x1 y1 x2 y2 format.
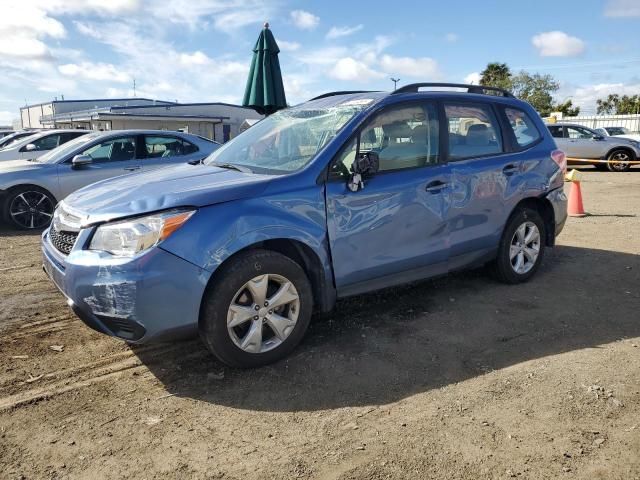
64 163 272 225
0 159 51 173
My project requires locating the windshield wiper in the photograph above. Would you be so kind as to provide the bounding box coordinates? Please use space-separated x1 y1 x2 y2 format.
211 162 252 173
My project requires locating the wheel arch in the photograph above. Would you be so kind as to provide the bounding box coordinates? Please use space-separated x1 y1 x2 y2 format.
605 146 636 161
198 238 337 330
508 196 556 247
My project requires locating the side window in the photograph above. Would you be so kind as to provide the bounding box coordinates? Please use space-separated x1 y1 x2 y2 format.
547 126 564 138
81 137 136 162
332 102 440 175
144 136 189 159
31 134 61 151
445 103 503 160
504 108 541 148
566 126 593 139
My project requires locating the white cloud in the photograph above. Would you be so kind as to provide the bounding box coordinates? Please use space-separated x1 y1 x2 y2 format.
326 24 363 40
379 55 442 79
277 40 301 52
290 10 319 30
464 72 482 85
58 62 131 83
0 111 15 124
328 57 382 82
179 51 211 66
445 33 459 43
562 82 640 114
604 0 640 17
532 31 585 57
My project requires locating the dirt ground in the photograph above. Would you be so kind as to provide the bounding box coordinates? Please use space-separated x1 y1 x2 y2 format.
1 169 639 480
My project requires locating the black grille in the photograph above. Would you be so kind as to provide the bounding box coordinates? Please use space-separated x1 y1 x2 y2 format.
49 226 78 255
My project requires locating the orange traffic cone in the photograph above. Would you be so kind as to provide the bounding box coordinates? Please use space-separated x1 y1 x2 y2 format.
568 181 586 217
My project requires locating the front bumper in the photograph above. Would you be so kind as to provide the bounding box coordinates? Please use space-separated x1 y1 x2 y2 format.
42 228 210 343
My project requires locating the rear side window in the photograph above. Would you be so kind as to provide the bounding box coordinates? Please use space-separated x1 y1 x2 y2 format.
144 136 198 159
505 108 541 148
444 103 503 160
547 125 564 138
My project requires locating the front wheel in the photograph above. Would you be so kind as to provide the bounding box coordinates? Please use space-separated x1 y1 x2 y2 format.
200 249 313 368
3 186 56 230
606 150 633 172
490 208 546 284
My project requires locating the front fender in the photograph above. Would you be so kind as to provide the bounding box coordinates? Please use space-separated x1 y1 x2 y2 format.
159 185 332 282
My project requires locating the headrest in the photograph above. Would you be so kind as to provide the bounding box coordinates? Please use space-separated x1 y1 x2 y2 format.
382 121 413 139
466 124 491 146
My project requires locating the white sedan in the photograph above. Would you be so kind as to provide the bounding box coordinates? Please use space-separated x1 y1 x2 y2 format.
0 129 89 162
595 126 640 142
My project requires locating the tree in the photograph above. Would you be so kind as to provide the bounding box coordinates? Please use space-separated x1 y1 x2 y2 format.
510 71 560 117
479 62 512 90
553 99 580 116
596 94 640 114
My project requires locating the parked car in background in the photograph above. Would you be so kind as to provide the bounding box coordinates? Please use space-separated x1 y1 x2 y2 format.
0 129 14 138
0 129 89 162
594 126 640 142
42 83 568 368
0 130 43 149
1 130 219 229
547 123 640 171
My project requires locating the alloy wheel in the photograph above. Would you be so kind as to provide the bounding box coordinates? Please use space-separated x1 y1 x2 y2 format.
608 152 631 172
227 273 300 354
9 191 54 229
509 221 541 275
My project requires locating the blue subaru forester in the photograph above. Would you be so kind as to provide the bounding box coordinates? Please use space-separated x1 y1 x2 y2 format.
42 83 568 368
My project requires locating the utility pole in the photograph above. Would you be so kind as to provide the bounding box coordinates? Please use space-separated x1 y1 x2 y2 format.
133 78 137 97
390 77 400 91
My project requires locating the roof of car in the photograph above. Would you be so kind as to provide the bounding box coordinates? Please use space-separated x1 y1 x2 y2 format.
302 83 527 111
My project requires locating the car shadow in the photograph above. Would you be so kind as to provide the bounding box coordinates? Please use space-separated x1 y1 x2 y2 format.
135 244 640 412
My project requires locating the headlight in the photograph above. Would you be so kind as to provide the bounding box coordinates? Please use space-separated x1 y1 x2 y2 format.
89 209 195 257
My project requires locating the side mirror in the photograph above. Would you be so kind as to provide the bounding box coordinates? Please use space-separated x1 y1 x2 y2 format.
347 151 379 192
593 135 605 141
71 154 92 168
24 143 37 151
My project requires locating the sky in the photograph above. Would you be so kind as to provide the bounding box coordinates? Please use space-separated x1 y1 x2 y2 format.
1 0 639 125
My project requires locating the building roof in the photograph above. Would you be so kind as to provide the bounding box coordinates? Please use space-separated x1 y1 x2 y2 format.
21 98 176 109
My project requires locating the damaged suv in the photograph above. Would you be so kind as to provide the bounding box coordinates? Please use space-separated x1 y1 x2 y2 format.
42 84 567 368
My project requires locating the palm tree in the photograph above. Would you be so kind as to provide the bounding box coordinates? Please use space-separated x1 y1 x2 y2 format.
480 62 512 90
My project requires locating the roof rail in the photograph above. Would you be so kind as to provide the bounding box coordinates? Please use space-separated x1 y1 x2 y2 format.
309 90 380 101
392 83 514 98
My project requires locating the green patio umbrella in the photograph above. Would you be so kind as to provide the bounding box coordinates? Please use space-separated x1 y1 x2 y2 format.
242 22 287 115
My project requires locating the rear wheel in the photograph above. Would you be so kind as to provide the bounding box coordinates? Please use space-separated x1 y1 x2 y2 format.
3 186 56 230
606 149 633 172
199 249 313 368
490 208 546 284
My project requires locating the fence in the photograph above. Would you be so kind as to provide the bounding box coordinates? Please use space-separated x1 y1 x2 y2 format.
556 114 640 133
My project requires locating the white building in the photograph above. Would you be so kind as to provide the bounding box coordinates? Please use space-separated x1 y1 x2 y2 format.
20 98 263 142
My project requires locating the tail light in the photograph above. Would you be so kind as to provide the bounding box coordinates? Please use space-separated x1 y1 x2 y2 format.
551 149 566 175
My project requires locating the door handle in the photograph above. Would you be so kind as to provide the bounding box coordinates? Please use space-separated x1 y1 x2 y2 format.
124 166 141 171
502 164 519 175
425 180 448 193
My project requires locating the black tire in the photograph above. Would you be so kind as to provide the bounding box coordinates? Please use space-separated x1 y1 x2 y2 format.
2 186 56 230
490 207 546 284
199 249 313 368
606 149 633 172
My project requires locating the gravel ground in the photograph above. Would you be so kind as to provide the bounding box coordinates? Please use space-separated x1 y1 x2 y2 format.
1 169 639 480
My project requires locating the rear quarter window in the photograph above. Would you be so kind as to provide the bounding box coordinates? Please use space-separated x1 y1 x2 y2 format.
505 108 542 148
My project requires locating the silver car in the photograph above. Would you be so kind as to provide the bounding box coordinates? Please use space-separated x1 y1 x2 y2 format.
546 123 640 172
0 129 89 162
0 130 220 229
